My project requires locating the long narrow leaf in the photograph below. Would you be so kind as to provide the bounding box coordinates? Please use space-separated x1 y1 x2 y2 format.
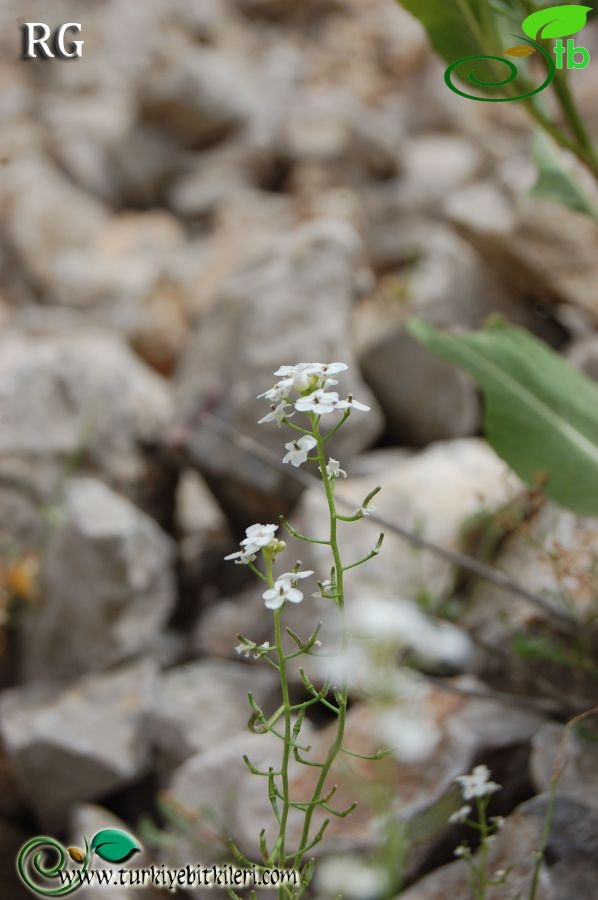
408 318 598 517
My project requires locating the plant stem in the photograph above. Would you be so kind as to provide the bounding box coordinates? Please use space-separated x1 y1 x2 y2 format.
291 418 349 872
274 608 292 874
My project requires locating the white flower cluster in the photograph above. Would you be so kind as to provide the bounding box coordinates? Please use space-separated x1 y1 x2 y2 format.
224 522 314 611
224 522 278 565
258 362 370 428
455 765 501 800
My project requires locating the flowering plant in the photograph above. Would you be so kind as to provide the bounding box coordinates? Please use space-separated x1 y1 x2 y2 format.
451 765 508 899
224 363 385 899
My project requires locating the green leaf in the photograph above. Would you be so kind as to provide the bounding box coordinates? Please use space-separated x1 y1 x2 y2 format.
90 829 141 864
407 318 598 517
522 4 591 40
395 0 486 66
530 131 598 219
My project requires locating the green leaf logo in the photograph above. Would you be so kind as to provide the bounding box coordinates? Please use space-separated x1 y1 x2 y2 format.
522 4 591 40
90 829 141 864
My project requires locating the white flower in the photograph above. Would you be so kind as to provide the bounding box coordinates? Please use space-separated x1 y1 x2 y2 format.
262 576 304 610
326 458 347 479
224 548 257 565
280 569 314 581
258 402 294 426
240 523 278 551
377 708 440 763
235 639 271 659
335 394 371 412
454 844 469 859
456 765 501 800
449 805 472 825
282 435 317 467
295 389 339 415
272 364 313 392
312 579 334 600
315 855 389 900
258 384 291 403
492 816 506 830
353 505 376 517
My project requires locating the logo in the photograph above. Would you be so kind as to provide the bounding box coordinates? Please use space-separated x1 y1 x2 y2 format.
16 829 140 896
21 23 84 59
445 4 591 102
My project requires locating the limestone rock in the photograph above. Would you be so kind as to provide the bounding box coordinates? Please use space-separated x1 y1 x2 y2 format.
175 219 383 527
149 659 278 773
0 661 157 830
0 330 174 514
297 439 521 605
20 478 176 682
397 794 598 900
446 179 598 320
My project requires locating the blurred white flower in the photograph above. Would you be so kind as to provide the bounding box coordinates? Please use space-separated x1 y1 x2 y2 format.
263 576 304 610
316 855 389 900
282 435 317 468
449 805 472 825
235 639 271 659
349 596 472 669
376 708 440 763
456 765 501 800
326 458 347 479
295 389 339 415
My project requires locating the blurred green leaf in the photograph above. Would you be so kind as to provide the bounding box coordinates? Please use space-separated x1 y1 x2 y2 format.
530 131 598 218
522 4 592 40
395 0 486 65
407 318 598 517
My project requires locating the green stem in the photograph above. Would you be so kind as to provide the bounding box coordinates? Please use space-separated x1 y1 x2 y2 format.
291 417 349 873
266 556 292 899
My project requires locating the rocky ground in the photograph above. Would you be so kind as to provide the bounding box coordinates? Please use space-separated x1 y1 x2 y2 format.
1 1 598 898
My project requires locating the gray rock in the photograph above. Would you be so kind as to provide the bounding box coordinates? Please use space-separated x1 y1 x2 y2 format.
0 330 174 512
567 335 598 382
296 438 521 606
463 502 598 702
141 50 261 149
1 157 108 296
396 794 598 900
166 725 313 865
531 722 598 811
20 478 176 682
0 660 157 830
149 659 278 773
175 219 383 526
42 211 191 374
446 179 598 319
357 321 480 446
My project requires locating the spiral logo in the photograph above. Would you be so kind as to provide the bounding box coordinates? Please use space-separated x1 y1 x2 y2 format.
16 836 90 897
444 35 556 102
